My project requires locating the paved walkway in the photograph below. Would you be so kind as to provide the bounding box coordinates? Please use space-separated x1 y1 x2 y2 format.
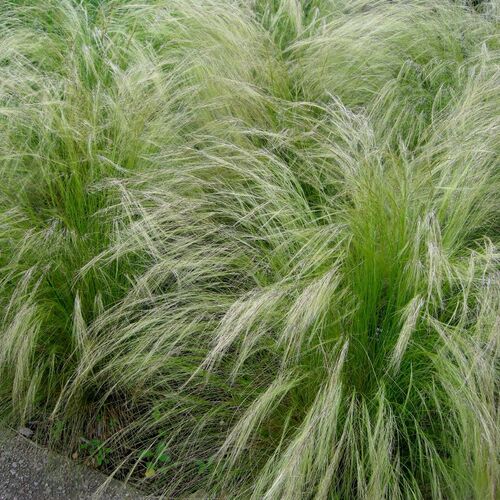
0 428 145 500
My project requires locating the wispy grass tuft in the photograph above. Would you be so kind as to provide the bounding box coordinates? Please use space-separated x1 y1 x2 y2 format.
0 1 498 498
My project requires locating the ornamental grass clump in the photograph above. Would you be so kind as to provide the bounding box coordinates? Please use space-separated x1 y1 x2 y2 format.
0 1 498 498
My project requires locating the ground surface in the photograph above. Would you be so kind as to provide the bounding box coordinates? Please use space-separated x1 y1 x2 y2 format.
0 429 145 500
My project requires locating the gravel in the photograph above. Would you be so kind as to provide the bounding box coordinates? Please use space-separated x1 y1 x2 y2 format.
0 428 146 500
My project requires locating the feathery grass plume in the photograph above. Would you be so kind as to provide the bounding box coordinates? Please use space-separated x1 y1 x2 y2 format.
0 0 499 498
